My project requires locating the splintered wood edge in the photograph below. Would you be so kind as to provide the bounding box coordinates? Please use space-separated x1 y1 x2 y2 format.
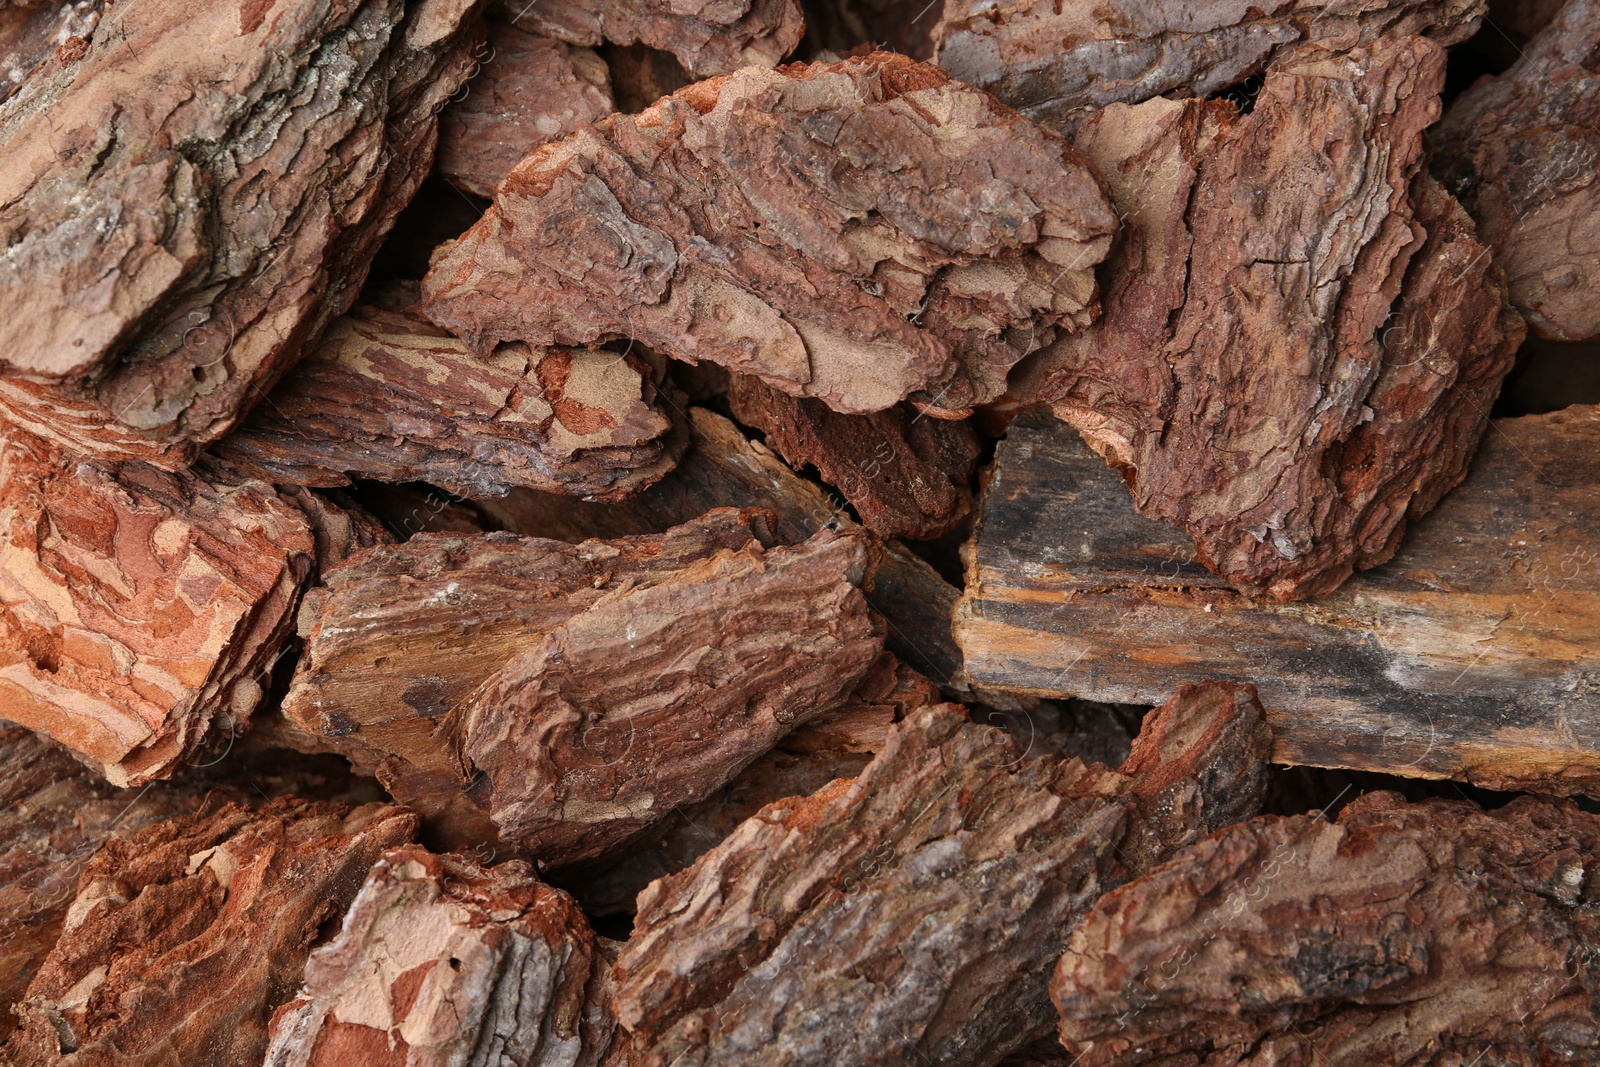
955 406 1600 795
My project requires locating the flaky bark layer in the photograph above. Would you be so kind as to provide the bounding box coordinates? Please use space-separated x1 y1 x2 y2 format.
612 682 1271 1066
935 0 1484 132
208 298 684 502
1019 38 1522 598
0 0 482 466
451 528 883 867
1433 0 1600 340
728 374 980 541
266 846 614 1067
422 53 1118 419
9 799 418 1067
487 0 803 76
1053 792 1600 1064
0 432 316 785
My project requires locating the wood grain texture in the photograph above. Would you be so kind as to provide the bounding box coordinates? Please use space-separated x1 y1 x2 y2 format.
1053 791 1600 1064
0 0 483 466
0 432 317 786
422 53 1118 419
1433 0 1600 341
955 404 1600 795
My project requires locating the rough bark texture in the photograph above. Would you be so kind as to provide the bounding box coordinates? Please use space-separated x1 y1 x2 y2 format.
487 0 804 76
281 509 776 843
265 846 614 1067
611 682 1272 1066
450 528 884 867
1052 791 1600 1065
437 19 615 198
0 1 102 106
422 52 1118 419
1017 37 1523 598
727 374 980 541
955 404 1600 795
0 0 484 467
1432 0 1600 341
8 798 418 1067
563 651 940 916
934 0 1485 132
0 431 316 786
207 296 684 502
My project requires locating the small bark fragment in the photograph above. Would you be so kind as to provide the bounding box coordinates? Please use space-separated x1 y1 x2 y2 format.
265 846 613 1067
437 20 615 198
0 432 316 786
934 0 1484 132
0 0 483 466
451 527 884 867
728 374 980 541
612 682 1271 1066
422 53 1118 419
1018 38 1522 598
955 405 1600 795
1432 0 1600 341
486 0 804 77
208 298 684 502
1053 791 1600 1064
9 798 418 1067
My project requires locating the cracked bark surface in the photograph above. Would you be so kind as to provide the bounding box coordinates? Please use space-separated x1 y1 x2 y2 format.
727 373 980 541
265 846 615 1067
208 296 684 502
422 52 1118 420
8 798 418 1067
0 431 317 786
1053 791 1600 1065
934 0 1484 133
0 0 483 467
1017 37 1522 598
1432 0 1600 341
611 682 1271 1066
486 0 804 77
449 526 884 868
437 19 615 198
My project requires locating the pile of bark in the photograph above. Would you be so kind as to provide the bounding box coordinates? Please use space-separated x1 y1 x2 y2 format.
0 0 1596 1063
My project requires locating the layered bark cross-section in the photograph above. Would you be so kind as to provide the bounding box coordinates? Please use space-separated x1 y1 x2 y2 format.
422 52 1119 420
1053 791 1600 1064
266 846 616 1067
208 296 684 502
934 0 1485 132
1018 37 1522 597
1432 0 1600 341
611 682 1271 1066
9 798 419 1067
0 432 316 785
487 0 804 77
0 0 483 466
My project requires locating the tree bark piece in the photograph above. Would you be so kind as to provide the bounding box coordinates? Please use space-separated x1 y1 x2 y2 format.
450 527 884 867
0 0 484 467
487 0 803 76
727 374 980 541
422 52 1118 420
934 0 1484 133
955 404 1600 795
265 845 615 1067
1018 38 1523 598
437 20 614 198
1432 0 1600 341
612 682 1271 1066
1052 791 1600 1064
0 432 317 786
281 508 776 843
208 298 684 502
8 798 418 1067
